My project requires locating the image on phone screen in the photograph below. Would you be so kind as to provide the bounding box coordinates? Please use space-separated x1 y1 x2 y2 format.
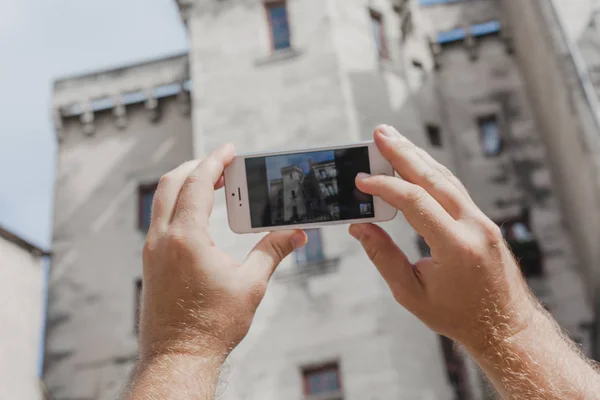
245 147 374 228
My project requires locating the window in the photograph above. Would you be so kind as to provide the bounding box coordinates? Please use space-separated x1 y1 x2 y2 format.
134 279 142 335
497 211 543 278
326 184 336 196
291 190 297 199
412 59 424 69
266 1 291 51
302 363 342 397
426 124 443 147
478 115 502 156
138 183 158 232
400 10 414 40
439 336 472 400
295 229 325 265
370 10 389 59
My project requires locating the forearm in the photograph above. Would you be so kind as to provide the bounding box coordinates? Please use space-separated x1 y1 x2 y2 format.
470 309 600 399
126 353 224 400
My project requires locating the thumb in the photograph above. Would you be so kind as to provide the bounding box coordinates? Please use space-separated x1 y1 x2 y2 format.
349 223 423 307
244 230 307 280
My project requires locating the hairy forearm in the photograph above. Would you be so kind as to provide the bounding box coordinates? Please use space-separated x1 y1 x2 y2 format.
471 308 600 399
125 353 224 400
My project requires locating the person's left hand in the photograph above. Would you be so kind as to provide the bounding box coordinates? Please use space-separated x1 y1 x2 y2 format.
139 144 306 364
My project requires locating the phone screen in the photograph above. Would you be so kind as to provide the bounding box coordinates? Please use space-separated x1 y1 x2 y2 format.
245 146 374 228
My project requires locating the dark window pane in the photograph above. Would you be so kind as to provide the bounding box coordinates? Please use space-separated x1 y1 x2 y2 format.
439 336 472 400
426 124 442 147
478 116 502 156
496 210 544 278
295 229 325 265
138 183 158 232
303 364 341 395
416 235 431 258
268 4 291 50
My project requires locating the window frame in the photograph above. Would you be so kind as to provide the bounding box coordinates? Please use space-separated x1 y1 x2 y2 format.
369 9 389 60
302 362 343 398
138 182 158 232
477 114 503 157
265 0 292 52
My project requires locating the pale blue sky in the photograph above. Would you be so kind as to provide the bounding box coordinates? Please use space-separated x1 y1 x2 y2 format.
0 0 188 249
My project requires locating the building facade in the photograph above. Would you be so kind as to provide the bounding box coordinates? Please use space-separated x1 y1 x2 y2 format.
45 55 194 399
45 0 599 399
0 226 47 400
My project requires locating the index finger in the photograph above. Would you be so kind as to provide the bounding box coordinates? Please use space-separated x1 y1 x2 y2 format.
356 173 459 250
171 143 235 228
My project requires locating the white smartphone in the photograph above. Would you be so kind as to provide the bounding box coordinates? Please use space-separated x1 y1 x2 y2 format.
224 141 397 234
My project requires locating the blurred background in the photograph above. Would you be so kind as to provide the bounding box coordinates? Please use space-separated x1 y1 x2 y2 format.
3 0 600 399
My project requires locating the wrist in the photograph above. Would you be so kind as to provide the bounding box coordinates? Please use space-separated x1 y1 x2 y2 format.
460 296 543 358
139 326 230 366
129 351 225 399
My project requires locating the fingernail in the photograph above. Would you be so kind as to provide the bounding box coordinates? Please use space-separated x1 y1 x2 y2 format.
291 231 306 250
349 224 364 241
356 172 371 181
377 125 404 141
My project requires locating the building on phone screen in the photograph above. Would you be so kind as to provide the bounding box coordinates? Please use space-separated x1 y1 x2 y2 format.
45 0 600 399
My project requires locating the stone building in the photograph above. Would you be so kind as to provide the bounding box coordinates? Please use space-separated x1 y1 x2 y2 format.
0 225 48 400
45 0 600 399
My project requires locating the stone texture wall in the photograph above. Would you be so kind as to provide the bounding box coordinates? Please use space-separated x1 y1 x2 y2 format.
0 236 43 400
45 97 193 400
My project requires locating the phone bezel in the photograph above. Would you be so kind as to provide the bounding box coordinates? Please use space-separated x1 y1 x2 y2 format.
224 141 397 234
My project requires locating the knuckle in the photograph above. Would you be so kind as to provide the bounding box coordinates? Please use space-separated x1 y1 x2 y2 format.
142 238 156 260
404 185 428 206
362 236 383 264
267 239 289 262
183 173 201 187
461 240 486 265
247 280 268 304
158 172 172 186
165 228 191 251
480 221 503 245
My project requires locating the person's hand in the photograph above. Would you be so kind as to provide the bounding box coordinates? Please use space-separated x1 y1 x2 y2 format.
349 125 538 355
139 144 307 364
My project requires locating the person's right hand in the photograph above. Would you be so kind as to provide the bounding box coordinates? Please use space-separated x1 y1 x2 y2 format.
350 125 540 355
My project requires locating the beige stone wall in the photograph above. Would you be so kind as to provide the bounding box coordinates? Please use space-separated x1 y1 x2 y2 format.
0 237 43 400
45 97 193 400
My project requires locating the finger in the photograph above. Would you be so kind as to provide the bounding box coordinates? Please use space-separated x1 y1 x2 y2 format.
150 160 201 232
413 146 473 202
374 125 474 219
349 223 422 308
356 173 459 249
215 176 225 190
172 143 235 228
244 230 307 281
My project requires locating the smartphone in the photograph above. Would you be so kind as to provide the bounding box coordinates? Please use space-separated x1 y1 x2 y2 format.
224 141 398 233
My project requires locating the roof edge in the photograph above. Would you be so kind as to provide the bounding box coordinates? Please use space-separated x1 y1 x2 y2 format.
0 225 51 257
53 51 189 87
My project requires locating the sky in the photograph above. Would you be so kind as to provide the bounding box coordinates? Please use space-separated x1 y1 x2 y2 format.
0 0 188 249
